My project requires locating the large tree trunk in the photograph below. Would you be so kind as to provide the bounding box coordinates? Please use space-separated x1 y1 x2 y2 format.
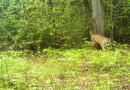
91 0 104 36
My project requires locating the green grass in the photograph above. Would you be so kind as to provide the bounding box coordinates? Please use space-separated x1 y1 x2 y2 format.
0 47 130 89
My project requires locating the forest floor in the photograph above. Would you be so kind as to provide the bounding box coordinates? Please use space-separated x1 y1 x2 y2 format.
0 47 130 89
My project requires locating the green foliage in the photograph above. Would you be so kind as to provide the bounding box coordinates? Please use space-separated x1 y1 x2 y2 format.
0 0 88 51
0 47 130 89
0 0 130 89
102 0 130 42
89 50 130 73
113 0 130 35
0 0 130 50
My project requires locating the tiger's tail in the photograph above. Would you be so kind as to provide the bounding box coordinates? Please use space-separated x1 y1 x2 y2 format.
89 30 93 37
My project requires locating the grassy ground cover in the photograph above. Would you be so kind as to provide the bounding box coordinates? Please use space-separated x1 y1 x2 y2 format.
0 47 130 89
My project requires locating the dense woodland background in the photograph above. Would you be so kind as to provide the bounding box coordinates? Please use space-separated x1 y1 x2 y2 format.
0 0 130 89
0 0 130 51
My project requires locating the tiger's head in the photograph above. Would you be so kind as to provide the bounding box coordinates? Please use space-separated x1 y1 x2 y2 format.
104 38 111 47
107 38 111 43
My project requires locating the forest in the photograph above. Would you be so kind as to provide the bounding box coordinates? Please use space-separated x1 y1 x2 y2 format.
0 0 130 89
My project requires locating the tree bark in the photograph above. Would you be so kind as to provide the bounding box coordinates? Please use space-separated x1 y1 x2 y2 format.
81 0 91 39
110 0 113 41
91 0 104 36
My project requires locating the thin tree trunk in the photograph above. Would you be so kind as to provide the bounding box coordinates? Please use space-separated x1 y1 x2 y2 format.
91 0 104 36
110 0 113 41
20 0 27 34
81 0 91 40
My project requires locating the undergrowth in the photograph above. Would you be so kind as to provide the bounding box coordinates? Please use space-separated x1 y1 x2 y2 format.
0 46 130 89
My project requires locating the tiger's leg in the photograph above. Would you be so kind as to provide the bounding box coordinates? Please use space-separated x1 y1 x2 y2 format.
101 44 105 51
92 42 95 50
102 47 105 51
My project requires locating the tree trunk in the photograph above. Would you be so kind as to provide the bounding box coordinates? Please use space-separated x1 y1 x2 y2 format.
81 0 91 40
91 0 104 36
110 0 113 41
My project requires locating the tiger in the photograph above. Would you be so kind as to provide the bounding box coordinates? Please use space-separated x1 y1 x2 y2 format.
90 32 111 51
